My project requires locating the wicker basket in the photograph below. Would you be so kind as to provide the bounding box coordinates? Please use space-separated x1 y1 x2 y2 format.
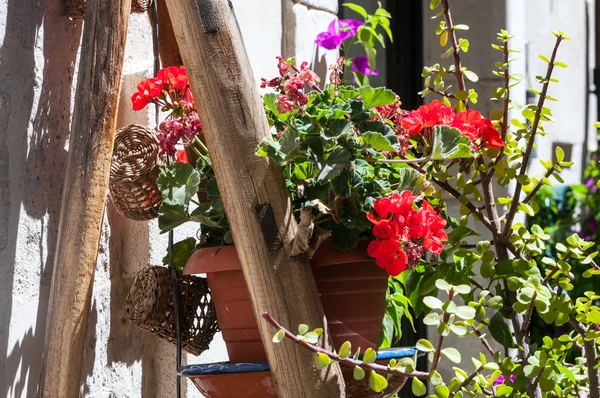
109 124 162 221
64 0 152 19
126 265 219 356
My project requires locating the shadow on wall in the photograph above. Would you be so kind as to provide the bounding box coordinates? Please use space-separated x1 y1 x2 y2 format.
0 0 81 395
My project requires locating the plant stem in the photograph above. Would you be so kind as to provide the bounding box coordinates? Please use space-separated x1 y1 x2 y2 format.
194 135 209 154
440 0 466 92
362 156 432 164
427 86 456 100
504 35 563 233
430 289 455 375
521 165 556 205
472 326 496 357
522 291 538 335
262 312 431 380
500 39 511 143
570 319 600 398
450 365 485 398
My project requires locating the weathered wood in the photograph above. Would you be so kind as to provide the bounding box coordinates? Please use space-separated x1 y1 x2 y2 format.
41 0 132 396
156 0 183 67
163 0 346 396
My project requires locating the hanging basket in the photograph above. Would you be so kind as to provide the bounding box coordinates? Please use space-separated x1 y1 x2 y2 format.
64 0 152 20
109 124 163 221
126 265 219 356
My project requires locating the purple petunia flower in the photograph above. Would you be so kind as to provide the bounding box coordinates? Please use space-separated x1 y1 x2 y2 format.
315 19 364 50
351 56 378 76
492 374 515 386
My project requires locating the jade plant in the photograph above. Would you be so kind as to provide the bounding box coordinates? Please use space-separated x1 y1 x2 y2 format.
261 1 600 397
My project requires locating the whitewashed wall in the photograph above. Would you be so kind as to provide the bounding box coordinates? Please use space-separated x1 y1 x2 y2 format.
0 0 339 397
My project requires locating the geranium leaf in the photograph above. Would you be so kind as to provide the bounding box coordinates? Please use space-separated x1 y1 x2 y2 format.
396 168 434 196
362 131 397 152
162 237 196 271
431 125 475 160
358 86 396 109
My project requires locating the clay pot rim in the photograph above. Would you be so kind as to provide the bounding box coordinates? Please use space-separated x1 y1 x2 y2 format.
178 347 419 377
183 239 374 275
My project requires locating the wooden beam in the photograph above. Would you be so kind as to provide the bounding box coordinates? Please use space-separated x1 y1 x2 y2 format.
156 0 183 67
163 1 346 396
41 0 132 396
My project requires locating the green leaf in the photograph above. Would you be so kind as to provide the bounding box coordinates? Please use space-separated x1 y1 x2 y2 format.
256 137 285 163
343 3 368 18
315 353 332 369
331 168 352 199
298 324 309 335
272 329 285 343
555 145 565 163
331 225 360 251
354 366 365 380
363 348 377 364
358 86 396 109
456 306 476 320
369 371 388 393
294 162 315 181
424 296 443 309
430 0 441 10
431 125 475 160
309 146 351 183
454 284 471 294
339 341 351 359
441 347 462 363
430 370 443 385
158 163 200 210
416 339 434 352
435 279 452 291
518 202 534 216
304 332 319 344
463 69 479 82
396 168 434 196
162 237 196 271
435 385 450 398
412 378 427 396
362 131 397 152
489 311 517 348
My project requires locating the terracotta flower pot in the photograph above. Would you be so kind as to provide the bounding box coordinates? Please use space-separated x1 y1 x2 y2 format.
183 240 389 364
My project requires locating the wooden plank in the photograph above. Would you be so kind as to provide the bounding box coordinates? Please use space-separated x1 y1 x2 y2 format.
163 1 346 396
41 0 132 396
156 0 183 67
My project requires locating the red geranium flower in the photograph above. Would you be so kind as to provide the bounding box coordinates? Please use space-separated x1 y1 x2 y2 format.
451 109 483 142
367 191 447 276
176 149 189 164
157 66 188 94
478 118 504 148
131 77 163 111
401 100 455 135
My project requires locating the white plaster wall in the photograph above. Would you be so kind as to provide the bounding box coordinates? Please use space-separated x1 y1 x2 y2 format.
523 0 595 184
0 0 337 397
